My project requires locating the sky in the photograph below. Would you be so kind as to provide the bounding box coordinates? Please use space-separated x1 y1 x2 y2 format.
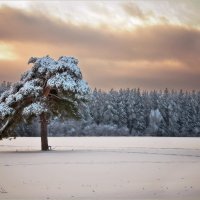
0 0 200 91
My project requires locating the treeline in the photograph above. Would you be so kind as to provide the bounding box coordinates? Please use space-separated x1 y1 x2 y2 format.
18 88 200 137
87 88 200 136
0 82 200 137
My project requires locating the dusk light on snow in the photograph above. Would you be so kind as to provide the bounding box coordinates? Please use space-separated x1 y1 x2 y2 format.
0 1 200 200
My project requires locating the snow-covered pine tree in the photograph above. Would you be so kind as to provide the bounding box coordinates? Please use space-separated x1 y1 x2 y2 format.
158 88 170 135
183 92 196 135
132 88 146 134
0 55 90 150
89 89 106 125
117 89 127 128
141 90 151 128
102 89 118 125
108 89 120 125
167 91 179 136
193 91 200 135
123 88 135 134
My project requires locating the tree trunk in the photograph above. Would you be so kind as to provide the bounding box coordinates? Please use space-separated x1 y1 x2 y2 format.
40 113 48 151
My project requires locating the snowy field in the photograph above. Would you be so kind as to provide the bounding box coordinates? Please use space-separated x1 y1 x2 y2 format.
0 137 200 200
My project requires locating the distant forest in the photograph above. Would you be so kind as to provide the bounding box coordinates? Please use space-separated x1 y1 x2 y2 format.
0 81 200 137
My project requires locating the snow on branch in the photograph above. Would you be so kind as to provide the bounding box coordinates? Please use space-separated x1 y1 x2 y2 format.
0 55 91 138
22 102 48 117
0 103 14 119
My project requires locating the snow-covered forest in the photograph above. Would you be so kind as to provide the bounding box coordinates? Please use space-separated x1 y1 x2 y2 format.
0 82 200 137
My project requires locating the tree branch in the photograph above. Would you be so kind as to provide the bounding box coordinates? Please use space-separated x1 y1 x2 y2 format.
49 93 73 103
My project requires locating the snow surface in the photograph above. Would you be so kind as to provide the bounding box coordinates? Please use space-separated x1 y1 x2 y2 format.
0 137 200 200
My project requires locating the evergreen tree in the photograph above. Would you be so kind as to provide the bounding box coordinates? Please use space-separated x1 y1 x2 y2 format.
132 89 146 134
158 88 170 135
0 56 90 150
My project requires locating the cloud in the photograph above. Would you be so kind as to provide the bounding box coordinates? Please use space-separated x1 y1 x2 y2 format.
122 2 150 20
1 7 200 65
166 0 200 26
0 6 200 90
82 59 200 91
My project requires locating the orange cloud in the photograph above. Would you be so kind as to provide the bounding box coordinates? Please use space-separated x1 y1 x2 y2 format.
0 6 200 91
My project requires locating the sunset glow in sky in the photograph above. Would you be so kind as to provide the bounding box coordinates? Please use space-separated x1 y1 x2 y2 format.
0 0 200 90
